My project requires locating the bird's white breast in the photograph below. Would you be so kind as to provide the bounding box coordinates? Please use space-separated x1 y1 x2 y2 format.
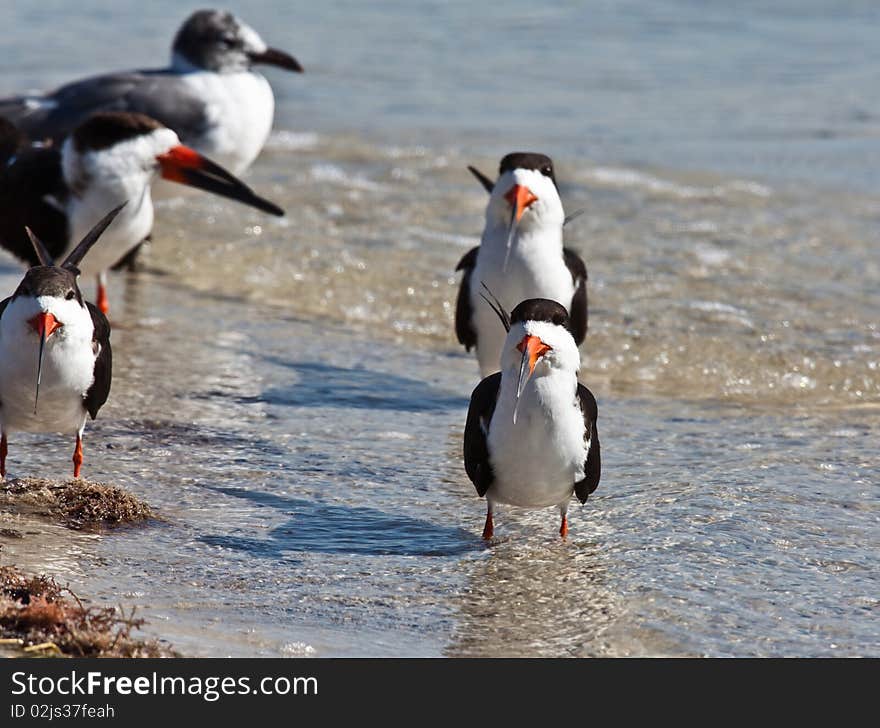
178 70 275 174
486 369 587 508
470 226 575 376
0 297 96 434
61 132 164 276
66 186 153 278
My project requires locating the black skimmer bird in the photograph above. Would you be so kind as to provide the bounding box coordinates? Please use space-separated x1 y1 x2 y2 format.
0 204 123 479
455 153 589 376
0 111 283 314
0 9 303 177
463 296 601 540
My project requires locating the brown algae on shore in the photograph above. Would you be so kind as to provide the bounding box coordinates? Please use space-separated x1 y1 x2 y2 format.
0 478 153 530
0 565 175 657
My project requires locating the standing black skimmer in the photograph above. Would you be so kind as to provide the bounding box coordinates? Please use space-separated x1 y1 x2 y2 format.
0 111 283 314
0 9 303 177
463 297 601 540
455 153 589 376
0 205 123 479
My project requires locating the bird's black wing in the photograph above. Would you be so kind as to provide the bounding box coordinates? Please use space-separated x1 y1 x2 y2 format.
0 142 69 265
83 303 112 420
563 247 588 345
0 73 151 142
463 372 501 497
574 383 601 503
455 246 479 351
0 96 49 137
0 70 211 144
0 116 26 166
123 72 212 141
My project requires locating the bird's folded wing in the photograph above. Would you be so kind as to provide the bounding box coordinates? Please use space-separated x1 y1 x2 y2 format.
454 246 479 350
463 372 501 496
0 69 210 144
574 382 600 503
0 144 69 265
83 302 112 420
563 247 588 345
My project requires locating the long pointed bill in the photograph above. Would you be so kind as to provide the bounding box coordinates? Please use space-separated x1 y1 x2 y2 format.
501 184 538 271
35 328 46 414
157 146 284 216
248 47 304 72
28 312 62 414
513 334 551 424
502 204 516 272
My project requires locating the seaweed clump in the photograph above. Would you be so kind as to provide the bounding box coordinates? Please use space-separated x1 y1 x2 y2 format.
0 565 174 657
0 478 152 530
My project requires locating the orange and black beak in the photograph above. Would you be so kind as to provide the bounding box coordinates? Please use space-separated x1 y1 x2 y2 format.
504 184 538 224
248 47 303 72
28 312 62 414
514 334 552 423
157 145 284 216
501 184 538 271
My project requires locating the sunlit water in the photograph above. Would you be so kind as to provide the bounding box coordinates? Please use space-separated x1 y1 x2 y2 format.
0 1 877 656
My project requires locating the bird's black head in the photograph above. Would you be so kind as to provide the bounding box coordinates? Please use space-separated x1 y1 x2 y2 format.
12 267 82 306
506 299 577 419
499 152 557 189
510 298 571 332
172 9 302 73
71 112 165 154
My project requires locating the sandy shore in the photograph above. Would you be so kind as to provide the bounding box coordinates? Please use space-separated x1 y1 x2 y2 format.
0 479 174 657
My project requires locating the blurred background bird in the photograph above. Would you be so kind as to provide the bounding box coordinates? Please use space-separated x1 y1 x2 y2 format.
0 111 284 314
456 153 589 377
0 8 303 179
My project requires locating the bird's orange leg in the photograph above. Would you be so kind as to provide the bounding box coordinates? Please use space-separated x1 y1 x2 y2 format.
72 434 83 479
96 281 109 316
559 513 569 539
482 505 494 540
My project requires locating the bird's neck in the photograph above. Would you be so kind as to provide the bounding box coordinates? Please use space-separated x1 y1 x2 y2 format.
170 51 250 75
170 52 209 73
484 220 563 256
498 365 577 417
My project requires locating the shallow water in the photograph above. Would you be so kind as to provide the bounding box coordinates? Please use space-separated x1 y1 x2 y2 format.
0 1 877 656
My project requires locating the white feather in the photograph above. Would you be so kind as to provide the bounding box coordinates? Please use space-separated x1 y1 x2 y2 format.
178 70 274 175
485 320 587 509
0 295 96 434
469 168 575 376
62 127 179 277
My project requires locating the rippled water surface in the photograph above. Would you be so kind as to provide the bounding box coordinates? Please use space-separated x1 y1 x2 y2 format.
0 1 877 656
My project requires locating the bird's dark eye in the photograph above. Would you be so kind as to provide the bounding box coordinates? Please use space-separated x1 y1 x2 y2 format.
65 290 75 300
219 35 237 48
541 166 553 177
